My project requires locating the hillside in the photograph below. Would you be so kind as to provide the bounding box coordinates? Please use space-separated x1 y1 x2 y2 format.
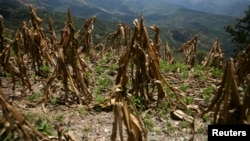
0 3 249 141
0 0 238 57
0 3 116 43
5 0 238 26
168 0 250 17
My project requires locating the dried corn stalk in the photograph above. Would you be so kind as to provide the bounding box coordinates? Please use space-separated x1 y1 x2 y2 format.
216 59 240 124
234 44 250 85
235 45 250 123
12 30 32 92
108 59 147 141
105 22 130 52
149 24 160 57
125 17 166 104
1 5 56 92
101 16 184 141
203 59 241 124
179 35 198 68
103 17 182 108
0 90 47 141
48 16 57 50
0 15 4 52
240 74 250 124
163 41 175 64
0 16 20 91
201 39 224 68
0 43 18 92
203 44 250 124
77 16 96 53
43 9 91 108
110 87 147 141
108 18 149 140
22 5 55 75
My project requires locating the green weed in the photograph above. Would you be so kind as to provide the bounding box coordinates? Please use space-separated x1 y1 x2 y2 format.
180 121 190 128
50 98 57 105
55 115 64 122
202 86 214 103
79 107 88 115
144 114 154 131
180 70 189 79
97 75 113 87
179 84 189 91
132 96 145 110
194 64 207 81
95 94 105 104
95 65 104 73
28 92 42 102
165 120 175 132
156 101 169 119
82 126 90 133
160 59 173 73
36 118 54 135
93 87 101 96
40 65 51 76
211 67 223 78
185 96 194 104
164 86 175 98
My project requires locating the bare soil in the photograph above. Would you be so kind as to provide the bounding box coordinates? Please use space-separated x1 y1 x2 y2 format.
0 60 217 141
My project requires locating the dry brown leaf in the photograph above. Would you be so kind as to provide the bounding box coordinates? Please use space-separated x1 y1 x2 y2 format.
172 109 194 123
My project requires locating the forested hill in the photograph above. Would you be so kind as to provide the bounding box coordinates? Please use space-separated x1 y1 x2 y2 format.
0 1 241 57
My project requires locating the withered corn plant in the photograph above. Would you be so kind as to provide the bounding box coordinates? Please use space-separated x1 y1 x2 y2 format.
235 44 250 85
1 5 57 93
0 89 77 141
48 16 58 52
106 84 147 141
23 5 56 76
105 22 130 52
77 16 96 53
201 38 224 68
149 24 160 57
203 45 250 124
0 15 20 92
0 5 59 93
179 35 198 68
132 19 182 107
43 9 92 110
163 41 175 65
101 16 184 141
0 90 47 141
0 15 4 52
235 44 250 124
12 30 32 92
127 18 164 104
104 17 150 141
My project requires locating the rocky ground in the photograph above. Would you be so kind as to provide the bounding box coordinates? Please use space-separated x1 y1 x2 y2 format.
1 63 219 141
0 49 223 141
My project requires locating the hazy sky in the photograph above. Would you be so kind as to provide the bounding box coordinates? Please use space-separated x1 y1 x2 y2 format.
169 0 247 4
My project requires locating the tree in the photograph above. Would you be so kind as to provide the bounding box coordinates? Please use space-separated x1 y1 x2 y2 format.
225 6 250 54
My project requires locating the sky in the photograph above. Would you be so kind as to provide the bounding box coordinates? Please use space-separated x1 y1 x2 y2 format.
168 0 247 5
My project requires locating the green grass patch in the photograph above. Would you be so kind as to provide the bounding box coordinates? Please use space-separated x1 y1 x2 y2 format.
36 118 54 135
202 86 214 103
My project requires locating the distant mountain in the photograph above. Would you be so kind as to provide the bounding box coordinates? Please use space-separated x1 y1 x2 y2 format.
1 0 237 26
0 0 241 57
167 0 250 17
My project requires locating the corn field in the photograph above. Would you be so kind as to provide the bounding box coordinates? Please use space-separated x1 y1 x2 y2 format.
0 6 249 141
